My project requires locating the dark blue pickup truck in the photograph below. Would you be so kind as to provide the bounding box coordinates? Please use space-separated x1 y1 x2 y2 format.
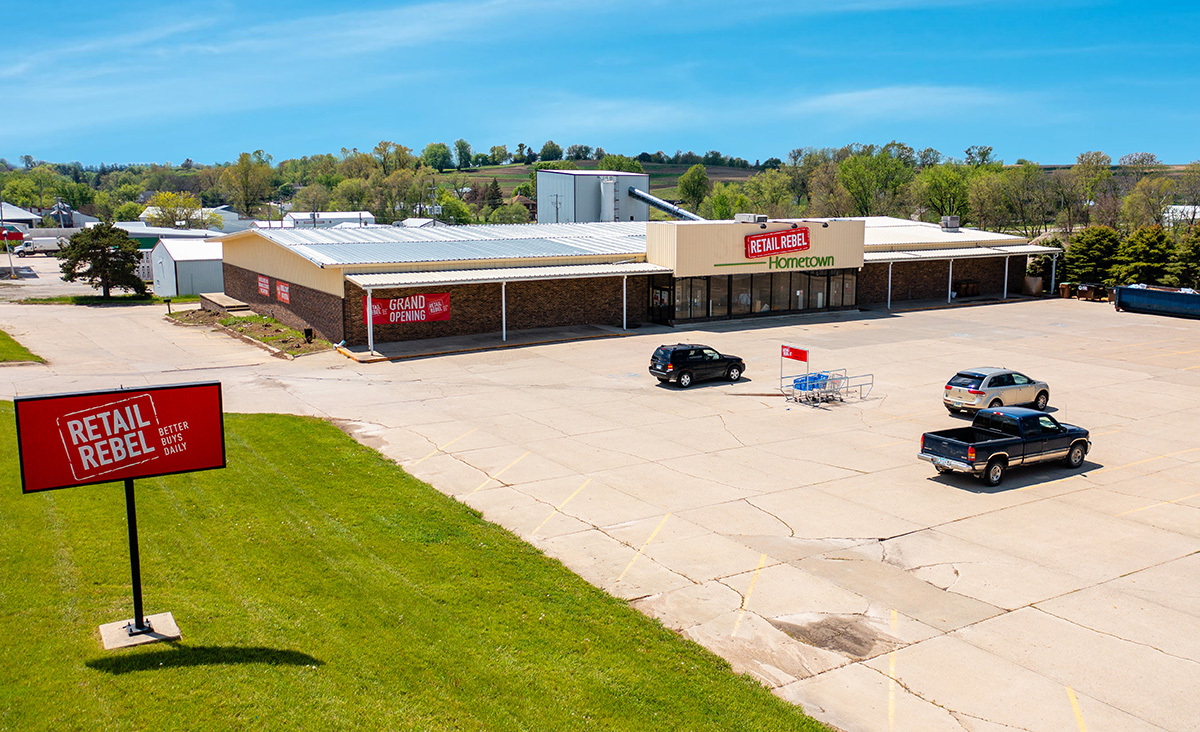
919 407 1090 486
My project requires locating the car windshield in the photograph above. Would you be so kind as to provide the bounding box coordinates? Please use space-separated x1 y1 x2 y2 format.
949 373 982 388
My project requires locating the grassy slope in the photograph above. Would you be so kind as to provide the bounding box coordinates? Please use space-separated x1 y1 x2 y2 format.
0 404 828 731
434 162 757 198
0 329 42 362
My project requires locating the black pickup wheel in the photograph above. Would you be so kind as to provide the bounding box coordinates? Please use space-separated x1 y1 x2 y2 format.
1065 442 1086 468
983 458 1006 486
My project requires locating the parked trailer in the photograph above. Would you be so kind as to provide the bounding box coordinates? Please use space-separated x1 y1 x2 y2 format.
1113 285 1200 320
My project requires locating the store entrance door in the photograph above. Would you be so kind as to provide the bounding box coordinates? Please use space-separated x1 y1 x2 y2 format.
650 286 673 324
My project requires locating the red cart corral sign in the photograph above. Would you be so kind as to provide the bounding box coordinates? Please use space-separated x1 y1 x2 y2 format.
14 382 225 493
781 345 808 362
363 293 451 324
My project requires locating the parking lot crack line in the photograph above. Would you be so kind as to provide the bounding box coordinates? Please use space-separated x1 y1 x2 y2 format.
1032 606 1200 667
717 415 747 447
857 663 1005 731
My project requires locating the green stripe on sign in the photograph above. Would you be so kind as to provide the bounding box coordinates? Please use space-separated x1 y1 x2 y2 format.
714 262 760 267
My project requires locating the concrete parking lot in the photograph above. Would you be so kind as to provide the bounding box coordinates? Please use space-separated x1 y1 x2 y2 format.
2 282 1199 731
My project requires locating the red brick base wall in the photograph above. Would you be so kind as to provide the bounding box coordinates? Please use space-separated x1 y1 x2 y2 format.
859 256 1026 304
342 276 651 346
222 263 345 343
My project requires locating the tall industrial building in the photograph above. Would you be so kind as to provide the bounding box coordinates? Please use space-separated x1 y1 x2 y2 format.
536 169 651 224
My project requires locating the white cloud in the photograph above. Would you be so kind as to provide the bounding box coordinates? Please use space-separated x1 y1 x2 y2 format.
787 85 1021 121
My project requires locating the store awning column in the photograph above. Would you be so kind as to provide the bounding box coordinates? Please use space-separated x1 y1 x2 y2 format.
501 282 507 342
1003 256 1010 299
367 288 375 354
622 276 627 330
1051 254 1058 294
887 262 893 310
948 260 954 304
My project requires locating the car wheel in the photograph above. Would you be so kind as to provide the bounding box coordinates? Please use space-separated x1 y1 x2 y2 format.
983 458 1006 487
16 251 25 258
677 371 694 388
1065 441 1086 468
727 365 742 382
1034 391 1049 411
988 398 1003 408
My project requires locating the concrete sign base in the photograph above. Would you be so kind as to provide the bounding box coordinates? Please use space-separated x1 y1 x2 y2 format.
99 612 181 650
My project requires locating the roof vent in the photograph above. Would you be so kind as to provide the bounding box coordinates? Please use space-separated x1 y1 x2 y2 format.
940 215 960 232
734 213 767 224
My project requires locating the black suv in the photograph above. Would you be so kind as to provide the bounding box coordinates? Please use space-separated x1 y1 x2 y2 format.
649 344 745 388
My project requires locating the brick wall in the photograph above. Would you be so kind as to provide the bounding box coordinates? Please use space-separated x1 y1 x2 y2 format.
343 276 650 346
222 263 345 343
859 256 1027 305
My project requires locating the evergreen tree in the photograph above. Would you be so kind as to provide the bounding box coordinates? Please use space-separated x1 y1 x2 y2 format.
1169 226 1200 289
485 178 503 208
1111 226 1173 286
58 223 146 298
1064 226 1121 284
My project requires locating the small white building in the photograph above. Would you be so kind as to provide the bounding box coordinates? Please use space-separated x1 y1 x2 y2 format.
283 211 375 228
0 202 40 229
151 239 223 297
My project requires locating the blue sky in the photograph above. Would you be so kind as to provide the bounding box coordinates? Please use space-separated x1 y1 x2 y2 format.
3 0 1197 166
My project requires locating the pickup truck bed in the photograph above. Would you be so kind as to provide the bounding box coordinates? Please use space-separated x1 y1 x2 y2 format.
919 407 1090 486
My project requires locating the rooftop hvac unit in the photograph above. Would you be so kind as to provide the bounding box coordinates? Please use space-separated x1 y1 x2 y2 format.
940 215 961 232
734 213 767 224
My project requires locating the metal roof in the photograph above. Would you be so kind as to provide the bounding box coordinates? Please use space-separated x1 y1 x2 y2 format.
864 244 1058 264
156 239 222 261
239 221 648 267
856 216 1025 248
346 262 671 289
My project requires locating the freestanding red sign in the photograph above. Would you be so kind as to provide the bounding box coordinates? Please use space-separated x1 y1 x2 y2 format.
781 345 808 362
15 382 225 493
363 293 451 324
744 227 810 259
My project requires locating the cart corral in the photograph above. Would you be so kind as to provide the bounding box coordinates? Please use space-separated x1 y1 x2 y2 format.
778 343 874 405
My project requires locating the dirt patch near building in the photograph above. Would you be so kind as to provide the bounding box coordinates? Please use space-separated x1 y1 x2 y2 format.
170 309 333 357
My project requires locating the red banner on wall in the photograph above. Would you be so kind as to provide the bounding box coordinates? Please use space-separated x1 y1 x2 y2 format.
362 293 451 324
276 281 290 303
745 228 810 259
257 275 269 296
14 382 226 493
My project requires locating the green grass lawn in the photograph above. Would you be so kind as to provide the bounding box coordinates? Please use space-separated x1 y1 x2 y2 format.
0 328 42 362
0 404 829 731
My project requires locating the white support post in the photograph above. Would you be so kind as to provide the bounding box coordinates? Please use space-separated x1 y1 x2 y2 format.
1051 254 1058 295
887 262 893 310
622 276 627 330
366 288 375 354
948 259 954 304
501 281 507 342
1003 256 1010 299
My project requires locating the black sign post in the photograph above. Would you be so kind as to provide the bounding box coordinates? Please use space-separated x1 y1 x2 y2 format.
123 478 148 634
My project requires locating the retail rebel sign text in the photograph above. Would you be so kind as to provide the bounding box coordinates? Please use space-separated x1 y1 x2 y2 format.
744 228 810 259
14 382 226 493
363 293 451 324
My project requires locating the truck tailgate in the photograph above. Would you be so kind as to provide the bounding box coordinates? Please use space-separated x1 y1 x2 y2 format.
922 433 971 462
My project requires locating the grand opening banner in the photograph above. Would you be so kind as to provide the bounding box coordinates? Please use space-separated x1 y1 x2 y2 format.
362 293 451 324
15 382 226 493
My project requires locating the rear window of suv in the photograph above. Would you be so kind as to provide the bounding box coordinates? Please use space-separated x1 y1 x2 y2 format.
948 373 983 388
653 347 673 362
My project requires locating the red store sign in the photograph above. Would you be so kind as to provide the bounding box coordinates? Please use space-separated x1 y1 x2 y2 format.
781 345 808 362
257 275 269 296
14 382 226 493
744 227 810 259
276 281 290 303
363 293 451 324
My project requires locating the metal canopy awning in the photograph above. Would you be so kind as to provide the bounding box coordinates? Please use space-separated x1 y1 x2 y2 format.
347 261 671 290
864 243 1057 264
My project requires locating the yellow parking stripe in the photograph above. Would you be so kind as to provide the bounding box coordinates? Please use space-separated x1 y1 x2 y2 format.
1117 491 1200 516
467 451 530 496
409 427 478 467
617 513 671 582
732 553 768 636
888 609 898 732
1066 687 1089 732
531 478 592 535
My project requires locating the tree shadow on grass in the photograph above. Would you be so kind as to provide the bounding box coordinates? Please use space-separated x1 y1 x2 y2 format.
86 645 323 675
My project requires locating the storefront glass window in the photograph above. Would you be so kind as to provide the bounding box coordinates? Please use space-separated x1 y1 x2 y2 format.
675 278 691 319
830 272 844 308
751 274 772 313
809 273 827 309
844 270 857 307
772 273 792 311
731 274 752 315
709 276 729 318
690 278 706 318
792 273 809 310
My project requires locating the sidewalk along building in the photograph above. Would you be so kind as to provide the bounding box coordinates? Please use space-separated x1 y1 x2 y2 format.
215 216 1052 347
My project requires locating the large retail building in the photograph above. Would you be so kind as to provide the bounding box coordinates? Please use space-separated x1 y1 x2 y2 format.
216 215 1052 348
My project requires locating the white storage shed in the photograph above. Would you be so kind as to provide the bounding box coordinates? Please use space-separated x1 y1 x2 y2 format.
152 239 223 297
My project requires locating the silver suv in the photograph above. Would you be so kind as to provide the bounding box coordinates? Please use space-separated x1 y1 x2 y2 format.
944 368 1050 414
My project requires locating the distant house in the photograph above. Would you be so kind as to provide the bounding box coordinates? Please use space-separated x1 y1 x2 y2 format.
38 202 98 228
1165 205 1200 225
151 239 223 297
511 194 536 218
283 211 375 228
139 203 252 232
0 202 40 229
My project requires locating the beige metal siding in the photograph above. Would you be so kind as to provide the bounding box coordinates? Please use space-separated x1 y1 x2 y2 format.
221 232 344 296
653 220 864 278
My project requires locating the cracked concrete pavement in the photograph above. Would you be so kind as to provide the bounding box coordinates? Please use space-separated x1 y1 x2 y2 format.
3 265 1199 731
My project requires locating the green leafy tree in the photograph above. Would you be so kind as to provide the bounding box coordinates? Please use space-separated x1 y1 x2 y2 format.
421 142 453 173
742 169 797 218
677 164 710 209
1121 176 1175 230
472 153 491 167
968 172 1006 232
1064 226 1120 284
435 188 472 224
144 191 222 229
838 145 913 216
113 201 144 221
57 223 146 298
293 183 332 213
489 145 509 165
453 139 473 170
597 155 645 174
1170 226 1200 288
698 182 751 220
539 140 563 162
1111 226 1173 285
964 145 996 167
565 144 593 160
488 201 531 224
807 162 854 217
219 150 274 216
1001 163 1055 238
333 178 371 211
914 162 970 219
